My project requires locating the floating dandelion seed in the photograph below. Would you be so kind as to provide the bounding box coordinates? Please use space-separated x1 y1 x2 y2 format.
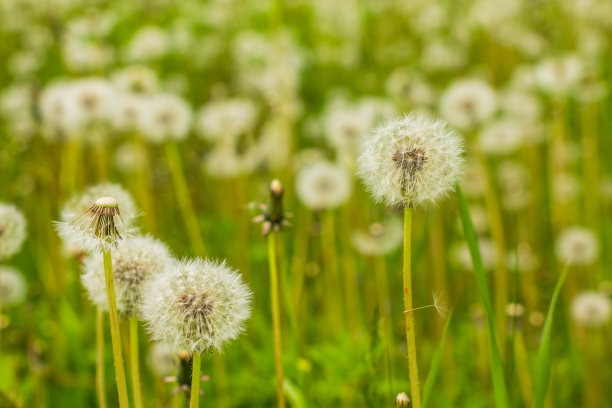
403 291 448 317
82 235 173 317
0 203 27 261
140 258 252 354
358 113 464 208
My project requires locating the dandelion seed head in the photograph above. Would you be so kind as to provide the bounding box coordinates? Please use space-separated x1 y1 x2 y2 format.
395 392 410 407
139 94 192 143
82 235 173 317
556 227 599 266
571 291 611 328
0 266 27 307
357 113 464 208
351 217 403 256
479 118 524 156
140 258 252 354
196 98 258 143
439 79 497 129
148 342 177 378
535 55 583 95
0 203 27 261
295 161 352 210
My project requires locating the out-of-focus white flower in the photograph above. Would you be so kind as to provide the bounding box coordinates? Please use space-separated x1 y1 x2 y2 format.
0 266 27 306
500 89 542 123
139 94 192 143
70 78 115 127
111 66 159 94
196 98 258 143
351 217 403 256
440 79 497 129
556 227 599 266
385 68 436 107
82 235 173 317
505 242 539 272
39 81 81 138
0 203 27 261
296 161 352 210
451 238 498 271
202 145 260 180
124 26 168 62
535 55 583 96
571 291 611 328
498 161 530 211
114 142 147 174
140 258 252 353
358 113 464 207
111 94 148 132
148 342 177 378
479 118 524 156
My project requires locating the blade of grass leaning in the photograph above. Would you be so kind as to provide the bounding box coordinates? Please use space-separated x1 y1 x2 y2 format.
533 264 570 408
422 312 453 408
457 185 510 408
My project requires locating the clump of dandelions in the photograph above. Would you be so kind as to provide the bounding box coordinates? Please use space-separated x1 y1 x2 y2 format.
0 203 27 261
141 257 252 354
82 235 173 317
357 113 465 208
571 291 611 328
0 266 27 307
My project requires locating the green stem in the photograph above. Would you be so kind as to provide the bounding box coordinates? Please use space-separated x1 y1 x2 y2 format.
165 141 206 256
403 206 421 408
96 307 107 408
190 353 201 408
268 232 286 408
103 249 130 408
321 211 342 326
130 317 144 408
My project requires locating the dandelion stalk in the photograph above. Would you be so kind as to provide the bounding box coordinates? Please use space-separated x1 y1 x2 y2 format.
268 231 285 408
403 205 421 408
130 316 144 408
165 141 206 255
96 307 107 408
103 249 130 408
190 352 201 408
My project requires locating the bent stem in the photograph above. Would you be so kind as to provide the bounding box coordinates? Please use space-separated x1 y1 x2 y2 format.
403 205 421 408
103 249 130 408
190 352 202 408
130 316 144 408
268 231 286 408
96 307 107 408
165 141 206 255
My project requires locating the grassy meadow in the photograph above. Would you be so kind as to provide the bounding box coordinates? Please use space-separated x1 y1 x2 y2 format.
0 0 611 407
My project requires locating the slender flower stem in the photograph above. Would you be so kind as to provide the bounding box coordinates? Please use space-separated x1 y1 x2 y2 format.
165 141 206 256
403 205 421 408
321 211 342 326
130 316 144 408
268 231 285 408
96 307 107 408
103 249 130 408
190 353 201 408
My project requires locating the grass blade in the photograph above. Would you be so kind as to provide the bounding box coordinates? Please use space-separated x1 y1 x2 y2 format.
533 264 570 408
456 185 510 408
423 312 453 408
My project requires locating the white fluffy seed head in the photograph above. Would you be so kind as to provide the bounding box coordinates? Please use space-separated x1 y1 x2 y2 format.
0 266 27 307
439 79 497 129
357 113 465 208
571 291 611 328
138 93 192 143
56 183 139 254
556 227 599 267
148 342 177 378
140 258 252 354
295 161 352 210
351 217 403 256
0 203 27 261
81 235 173 317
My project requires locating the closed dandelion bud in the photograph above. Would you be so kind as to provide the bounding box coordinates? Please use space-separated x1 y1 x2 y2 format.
81 235 173 317
296 161 352 210
571 291 611 328
140 258 252 354
0 203 27 261
358 113 464 208
0 266 27 307
253 179 291 236
395 392 411 407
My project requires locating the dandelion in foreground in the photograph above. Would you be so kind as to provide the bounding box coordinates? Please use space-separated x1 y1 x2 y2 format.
0 266 27 307
358 113 463 408
571 291 611 328
0 203 27 261
357 113 464 208
555 227 599 267
140 258 252 408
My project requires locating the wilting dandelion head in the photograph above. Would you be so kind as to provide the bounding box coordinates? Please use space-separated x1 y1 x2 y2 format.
358 113 464 208
141 258 252 354
296 161 352 210
351 217 403 256
571 291 611 328
0 203 27 261
0 266 27 307
439 79 497 129
82 235 173 317
555 227 599 266
148 342 177 378
395 392 410 408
